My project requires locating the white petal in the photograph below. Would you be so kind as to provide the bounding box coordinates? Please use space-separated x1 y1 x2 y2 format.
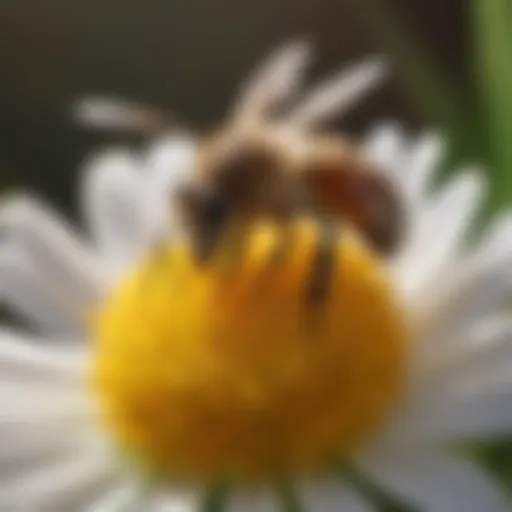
0 328 93 481
362 123 405 175
0 246 86 336
0 380 91 465
415 315 512 388
400 389 512 442
147 488 202 512
413 232 512 362
0 194 106 306
0 385 87 426
227 488 279 512
470 211 512 272
388 350 512 443
0 364 87 418
81 149 148 268
0 379 88 422
0 447 119 512
88 482 149 512
146 135 197 191
144 135 197 237
0 328 86 378
401 132 444 201
0 421 98 490
298 479 374 512
357 449 510 512
0 404 102 467
393 170 485 301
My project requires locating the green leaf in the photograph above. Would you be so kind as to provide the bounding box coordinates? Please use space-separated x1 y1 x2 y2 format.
471 0 512 210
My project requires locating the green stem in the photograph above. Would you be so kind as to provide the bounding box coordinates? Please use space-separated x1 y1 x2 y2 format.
336 462 411 512
276 479 302 512
201 482 230 512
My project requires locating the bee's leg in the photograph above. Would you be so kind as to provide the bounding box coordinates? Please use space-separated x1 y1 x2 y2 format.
306 220 337 308
215 221 252 277
267 219 294 269
264 198 298 267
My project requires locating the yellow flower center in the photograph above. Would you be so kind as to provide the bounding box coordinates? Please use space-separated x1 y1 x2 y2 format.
91 219 407 484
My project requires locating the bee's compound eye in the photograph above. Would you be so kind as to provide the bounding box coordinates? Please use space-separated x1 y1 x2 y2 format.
177 184 227 219
201 187 230 227
176 184 231 262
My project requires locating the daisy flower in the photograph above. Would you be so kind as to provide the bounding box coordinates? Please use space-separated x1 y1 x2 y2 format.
1 42 511 512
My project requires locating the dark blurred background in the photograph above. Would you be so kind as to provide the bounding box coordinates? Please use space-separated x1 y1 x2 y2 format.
0 0 466 210
1 0 511 498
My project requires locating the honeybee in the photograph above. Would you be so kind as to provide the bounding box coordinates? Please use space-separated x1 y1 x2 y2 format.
76 41 404 303
174 43 403 263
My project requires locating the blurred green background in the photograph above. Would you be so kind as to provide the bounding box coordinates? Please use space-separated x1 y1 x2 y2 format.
0 0 511 507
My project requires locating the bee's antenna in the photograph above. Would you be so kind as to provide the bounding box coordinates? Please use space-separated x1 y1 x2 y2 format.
72 96 172 135
231 39 312 125
286 57 389 128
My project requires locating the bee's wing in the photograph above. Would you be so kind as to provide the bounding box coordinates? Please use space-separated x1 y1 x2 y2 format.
231 40 312 125
299 147 404 254
72 96 173 134
286 57 388 128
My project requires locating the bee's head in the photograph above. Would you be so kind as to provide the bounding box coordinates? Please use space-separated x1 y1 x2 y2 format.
176 132 283 262
176 182 230 263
